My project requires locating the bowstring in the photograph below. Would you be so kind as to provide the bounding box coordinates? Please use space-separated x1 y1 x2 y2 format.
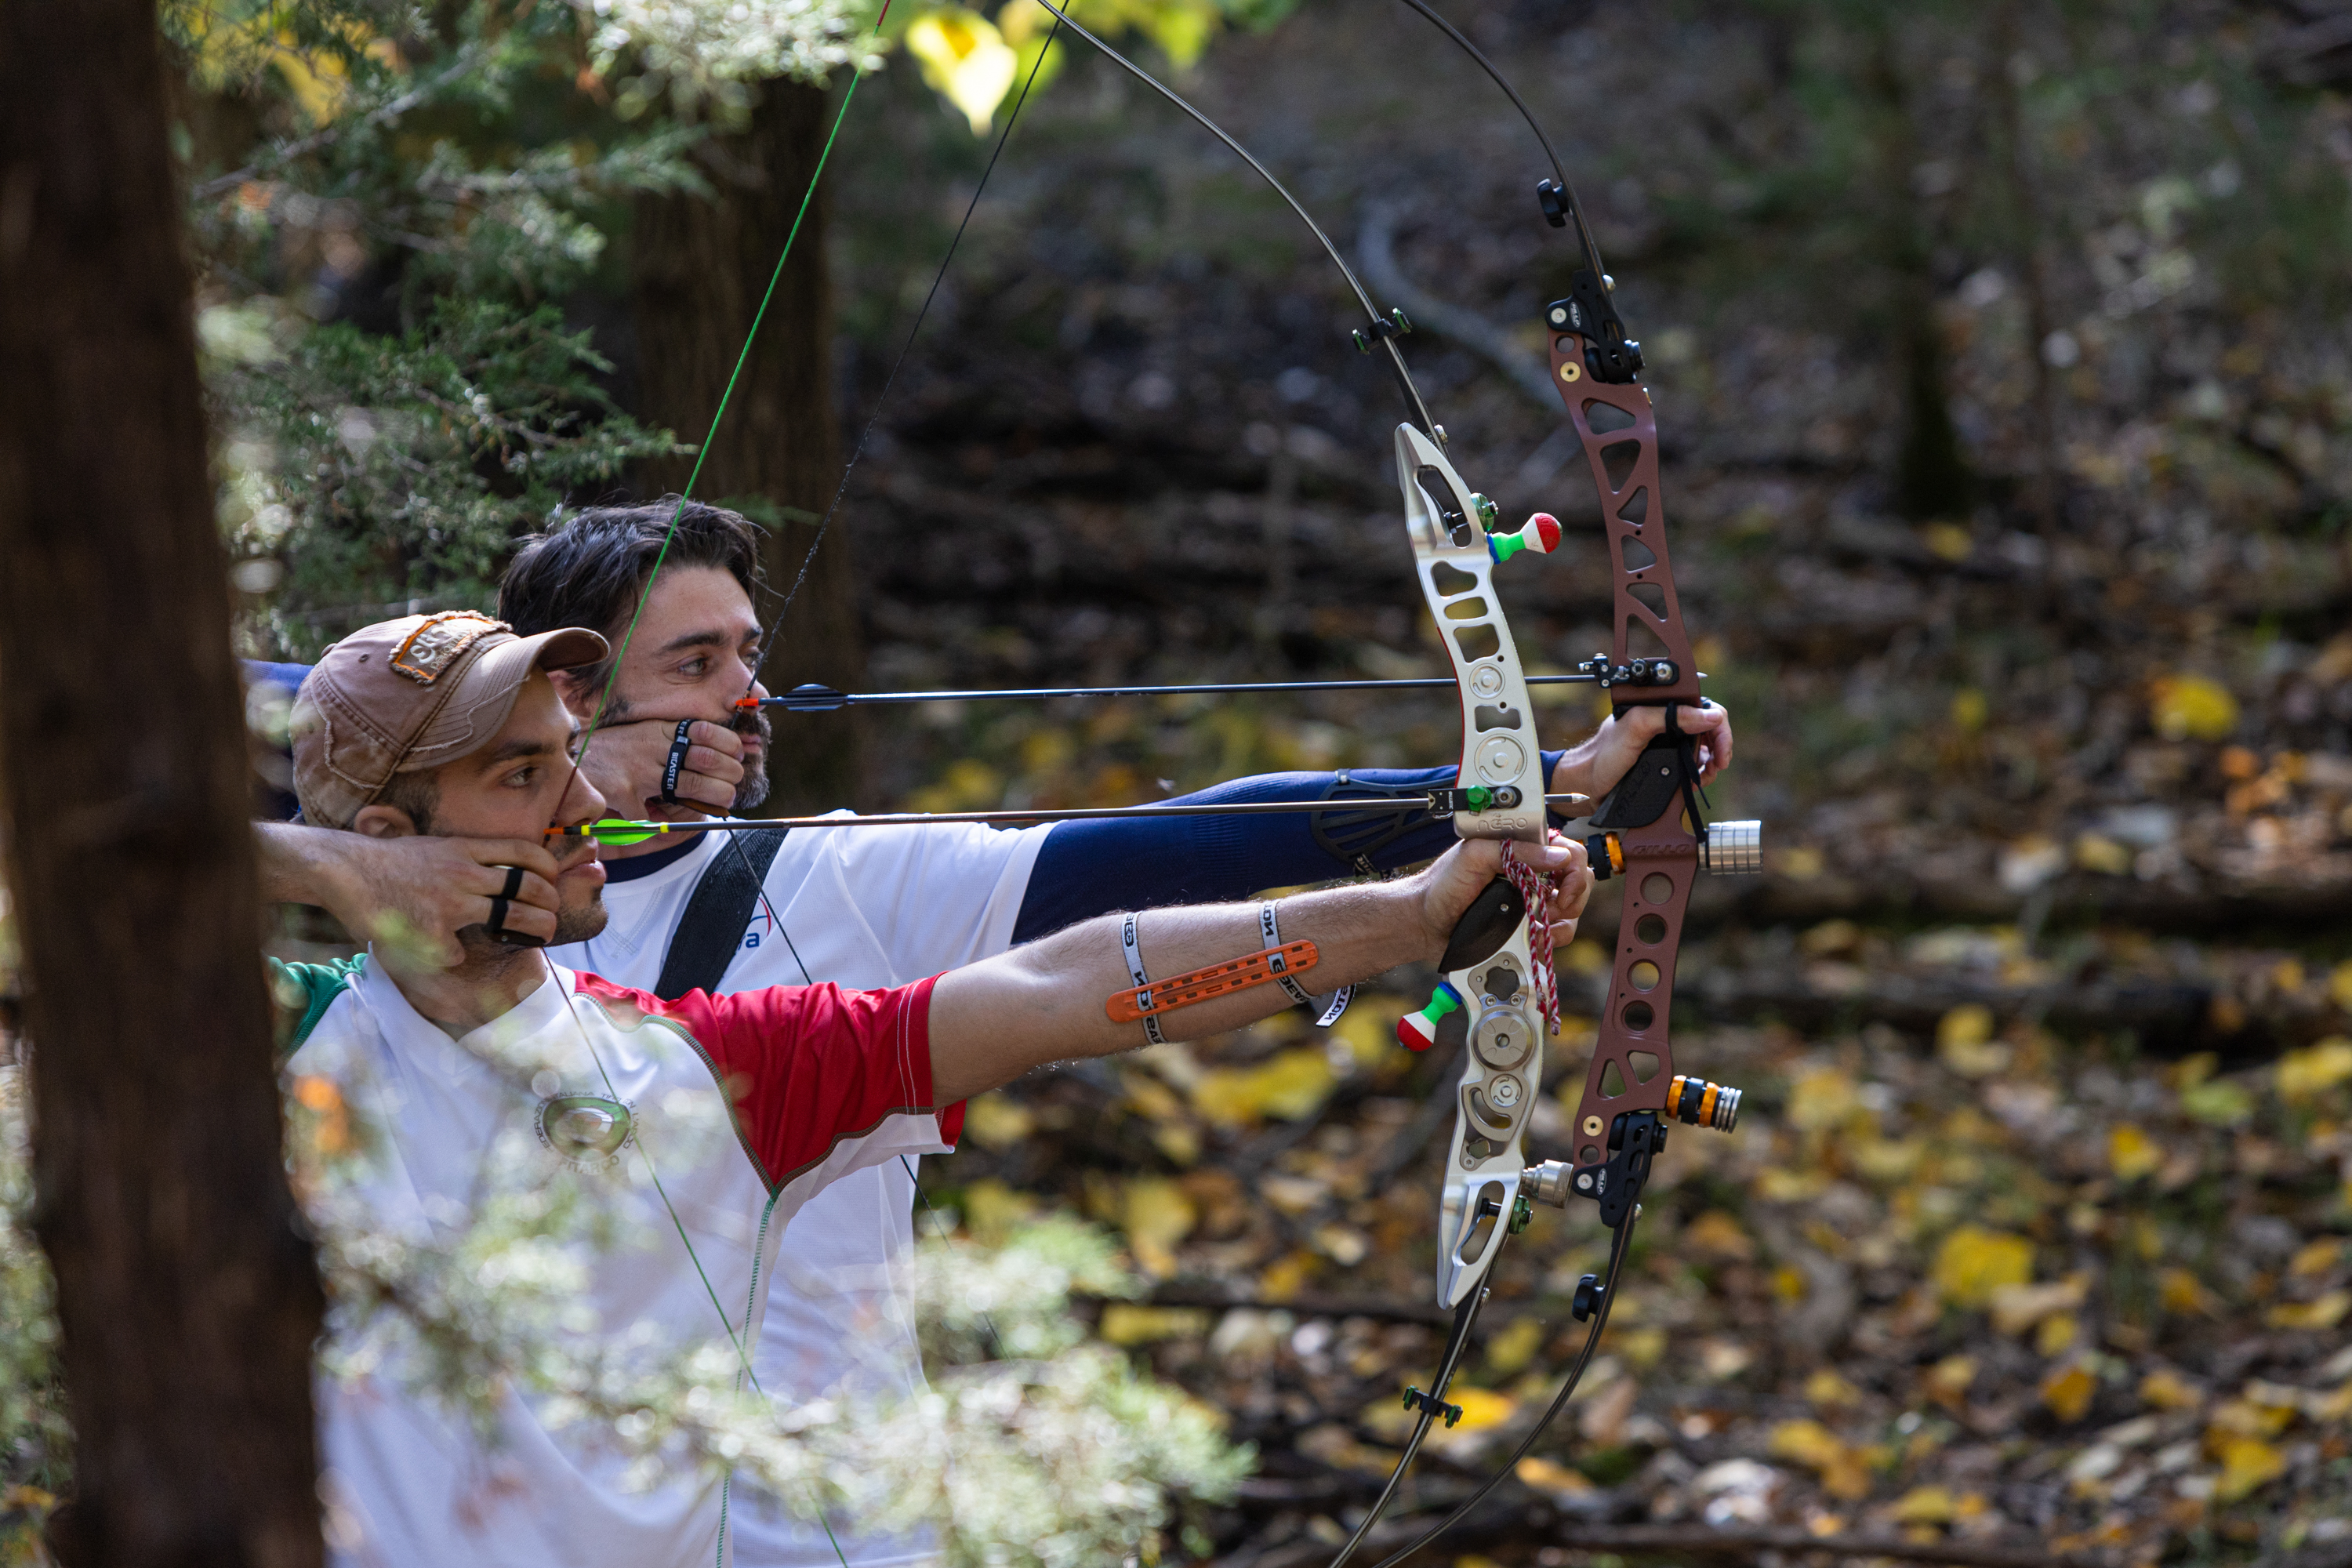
532 9 892 1559
1349 12 1690 1563
745 3 1070 696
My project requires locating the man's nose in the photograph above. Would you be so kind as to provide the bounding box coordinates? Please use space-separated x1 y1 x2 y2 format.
557 764 608 826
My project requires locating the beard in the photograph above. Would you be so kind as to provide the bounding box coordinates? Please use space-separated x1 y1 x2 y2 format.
554 884 609 945
728 701 772 814
456 882 607 959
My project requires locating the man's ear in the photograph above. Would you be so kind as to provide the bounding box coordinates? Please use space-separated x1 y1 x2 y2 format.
548 667 598 721
351 804 420 840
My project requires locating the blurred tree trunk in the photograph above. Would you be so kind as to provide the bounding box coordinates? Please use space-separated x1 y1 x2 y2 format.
1991 0 2063 544
633 80 862 813
0 2 325 1565
1864 28 1976 523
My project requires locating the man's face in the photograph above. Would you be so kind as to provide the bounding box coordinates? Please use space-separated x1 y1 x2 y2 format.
576 564 773 812
386 670 612 948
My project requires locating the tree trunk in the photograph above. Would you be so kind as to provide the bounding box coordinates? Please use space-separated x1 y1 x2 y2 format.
0 5 325 1566
633 80 863 814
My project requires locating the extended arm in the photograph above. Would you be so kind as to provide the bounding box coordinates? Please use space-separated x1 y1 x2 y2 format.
1010 699 1733 938
930 833 1587 1102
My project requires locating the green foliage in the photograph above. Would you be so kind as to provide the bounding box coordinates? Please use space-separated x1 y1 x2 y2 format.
208 295 679 658
0 1071 68 1552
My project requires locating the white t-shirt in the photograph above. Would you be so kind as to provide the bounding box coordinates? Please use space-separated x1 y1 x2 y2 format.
282 955 956 1568
554 819 1048 1567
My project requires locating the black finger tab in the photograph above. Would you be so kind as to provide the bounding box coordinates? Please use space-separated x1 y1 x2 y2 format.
1438 877 1524 971
661 718 695 805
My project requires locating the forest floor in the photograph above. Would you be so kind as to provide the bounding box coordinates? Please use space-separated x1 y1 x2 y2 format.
797 6 2352 1564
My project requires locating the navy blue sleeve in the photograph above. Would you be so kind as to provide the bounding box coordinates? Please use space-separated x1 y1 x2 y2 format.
1009 751 1566 942
245 660 313 695
244 661 313 822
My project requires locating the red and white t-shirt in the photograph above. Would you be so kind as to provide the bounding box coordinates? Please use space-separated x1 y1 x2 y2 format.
278 953 960 1568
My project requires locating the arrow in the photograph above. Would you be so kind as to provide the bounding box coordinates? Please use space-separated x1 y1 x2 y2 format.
547 790 1595 845
749 672 1690 711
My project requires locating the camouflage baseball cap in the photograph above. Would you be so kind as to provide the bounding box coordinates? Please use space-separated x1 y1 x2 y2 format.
290 611 608 829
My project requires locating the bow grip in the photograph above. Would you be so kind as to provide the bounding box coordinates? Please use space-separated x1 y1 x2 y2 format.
1438 876 1526 972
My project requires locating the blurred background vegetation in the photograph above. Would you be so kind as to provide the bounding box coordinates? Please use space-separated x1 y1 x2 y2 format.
8 0 2352 1560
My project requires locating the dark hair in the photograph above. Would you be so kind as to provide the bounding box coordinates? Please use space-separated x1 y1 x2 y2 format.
499 498 766 695
377 771 439 834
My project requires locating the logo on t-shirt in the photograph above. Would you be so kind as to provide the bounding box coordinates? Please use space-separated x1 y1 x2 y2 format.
537 1094 634 1169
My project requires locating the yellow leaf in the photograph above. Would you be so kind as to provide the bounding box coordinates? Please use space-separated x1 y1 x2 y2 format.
1 1485 54 1512
1805 1369 1861 1407
2292 1238 2343 1277
1933 1226 2034 1309
2140 1368 2205 1410
1922 1355 1978 1409
2150 673 2240 742
964 1092 1034 1150
1787 1068 1861 1131
2266 1290 2350 1330
2180 1077 2255 1127
1757 1167 1828 1202
1191 1047 1337 1128
1938 1004 1994 1050
1769 1419 1875 1498
1098 1304 1210 1345
1990 1276 2087 1335
1683 1210 1757 1262
2212 1435 2286 1503
2209 1396 2297 1438
2039 1363 2098 1423
960 1178 1035 1247
1448 1387 1519 1432
2278 1038 2352 1102
1258 1250 1316 1301
1769 1418 1849 1468
2035 1312 2079 1356
1936 1005 2011 1077
1949 685 1988 728
1778 845 1826 880
1513 1455 1592 1494
1773 1265 1812 1303
1485 1316 1547 1377
2332 963 2352 1011
1922 523 1974 563
1120 1177 1196 1277
904 8 1020 135
2074 833 2133 875
1613 1325 1668 1369
1890 1484 1958 1524
1328 996 1406 1069
2107 1123 2162 1181
2158 1266 2218 1316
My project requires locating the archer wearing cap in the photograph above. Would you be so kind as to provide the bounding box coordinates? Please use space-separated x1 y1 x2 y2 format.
271 611 1588 1566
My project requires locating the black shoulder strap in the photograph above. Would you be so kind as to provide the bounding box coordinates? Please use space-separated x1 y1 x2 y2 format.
653 828 790 1000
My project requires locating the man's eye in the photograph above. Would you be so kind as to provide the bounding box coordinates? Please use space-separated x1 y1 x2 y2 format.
679 656 709 678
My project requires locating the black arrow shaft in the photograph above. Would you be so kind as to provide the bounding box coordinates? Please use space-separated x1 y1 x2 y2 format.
552 792 1593 837
764 673 1609 710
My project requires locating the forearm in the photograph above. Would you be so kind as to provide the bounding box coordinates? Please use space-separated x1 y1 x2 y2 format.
931 876 1438 1102
255 820 354 909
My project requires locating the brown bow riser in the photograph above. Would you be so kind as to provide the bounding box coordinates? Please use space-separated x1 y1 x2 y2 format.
1550 328 1699 1161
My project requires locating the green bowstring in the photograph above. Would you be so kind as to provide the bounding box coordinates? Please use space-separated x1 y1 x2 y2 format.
540 17 885 1565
